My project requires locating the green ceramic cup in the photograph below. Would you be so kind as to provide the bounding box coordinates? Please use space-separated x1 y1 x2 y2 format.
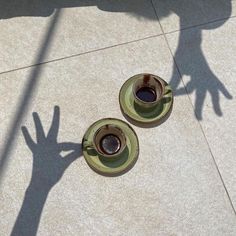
83 124 127 161
132 74 165 111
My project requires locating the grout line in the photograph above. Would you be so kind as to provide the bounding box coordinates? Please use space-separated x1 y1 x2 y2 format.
1 14 235 76
150 0 236 216
165 15 236 35
0 34 163 76
196 119 236 217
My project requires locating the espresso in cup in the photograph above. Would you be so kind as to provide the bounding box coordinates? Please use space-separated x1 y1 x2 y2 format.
94 124 126 158
100 134 121 155
133 74 165 109
136 87 157 102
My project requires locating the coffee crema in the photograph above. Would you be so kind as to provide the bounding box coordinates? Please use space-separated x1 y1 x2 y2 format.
136 87 157 102
100 134 121 155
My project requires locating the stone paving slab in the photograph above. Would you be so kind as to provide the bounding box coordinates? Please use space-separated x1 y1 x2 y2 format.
166 17 236 210
152 0 236 33
0 36 236 235
0 0 161 73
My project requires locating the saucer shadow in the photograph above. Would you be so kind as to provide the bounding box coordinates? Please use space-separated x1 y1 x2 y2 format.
122 103 173 129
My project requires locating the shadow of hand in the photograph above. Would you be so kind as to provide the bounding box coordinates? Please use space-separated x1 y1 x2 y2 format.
169 25 233 120
11 106 81 236
22 106 81 188
172 62 233 120
182 72 232 119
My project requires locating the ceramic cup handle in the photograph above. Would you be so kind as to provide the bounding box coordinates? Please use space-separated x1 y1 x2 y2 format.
83 139 93 150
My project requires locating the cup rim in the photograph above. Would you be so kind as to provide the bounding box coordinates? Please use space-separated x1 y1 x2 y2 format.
93 124 127 158
132 74 165 105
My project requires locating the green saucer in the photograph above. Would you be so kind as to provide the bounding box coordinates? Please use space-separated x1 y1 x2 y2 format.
119 74 173 127
82 118 139 176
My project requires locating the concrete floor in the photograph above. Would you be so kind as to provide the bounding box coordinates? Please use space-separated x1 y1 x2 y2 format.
0 0 236 235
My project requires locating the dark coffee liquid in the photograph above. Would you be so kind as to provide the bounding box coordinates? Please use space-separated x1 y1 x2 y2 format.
136 87 157 102
100 134 121 155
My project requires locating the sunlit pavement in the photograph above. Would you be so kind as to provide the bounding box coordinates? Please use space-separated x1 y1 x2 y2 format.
1 1 236 235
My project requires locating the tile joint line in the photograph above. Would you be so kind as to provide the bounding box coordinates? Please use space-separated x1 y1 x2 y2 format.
0 34 164 76
1 15 235 76
150 0 236 216
165 15 236 35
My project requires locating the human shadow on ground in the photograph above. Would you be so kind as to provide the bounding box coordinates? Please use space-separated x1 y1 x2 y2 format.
0 0 155 19
155 0 233 120
0 9 61 182
0 1 232 234
11 106 82 236
0 0 233 120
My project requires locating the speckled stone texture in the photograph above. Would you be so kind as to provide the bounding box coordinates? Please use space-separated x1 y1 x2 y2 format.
1 36 236 235
0 0 161 73
166 17 236 210
1 1 236 235
152 0 236 33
